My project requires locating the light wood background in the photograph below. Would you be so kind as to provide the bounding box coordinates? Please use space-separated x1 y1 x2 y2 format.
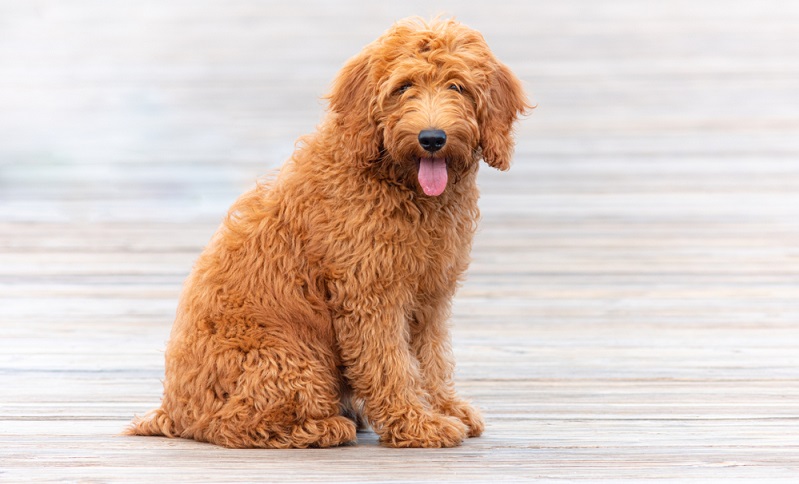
2 0 799 481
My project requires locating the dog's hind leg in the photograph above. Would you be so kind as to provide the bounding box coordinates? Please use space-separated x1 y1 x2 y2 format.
125 407 176 437
180 333 356 449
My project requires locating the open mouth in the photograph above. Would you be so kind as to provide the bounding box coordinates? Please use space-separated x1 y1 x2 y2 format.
418 156 448 196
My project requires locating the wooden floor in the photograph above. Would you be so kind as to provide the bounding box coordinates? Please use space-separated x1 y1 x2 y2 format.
2 0 799 481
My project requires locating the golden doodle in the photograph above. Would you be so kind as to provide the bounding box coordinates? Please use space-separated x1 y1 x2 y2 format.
127 18 529 448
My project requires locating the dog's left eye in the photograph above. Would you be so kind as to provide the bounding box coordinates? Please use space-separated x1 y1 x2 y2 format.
395 83 412 95
448 84 463 93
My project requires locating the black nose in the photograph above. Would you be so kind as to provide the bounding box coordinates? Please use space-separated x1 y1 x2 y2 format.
418 129 447 153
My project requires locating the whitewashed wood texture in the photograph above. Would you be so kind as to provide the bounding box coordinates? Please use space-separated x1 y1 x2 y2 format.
1 0 798 481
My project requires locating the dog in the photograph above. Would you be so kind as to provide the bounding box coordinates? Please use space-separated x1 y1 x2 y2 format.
127 17 529 448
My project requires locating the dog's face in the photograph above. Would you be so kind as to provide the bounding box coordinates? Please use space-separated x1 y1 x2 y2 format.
328 19 529 197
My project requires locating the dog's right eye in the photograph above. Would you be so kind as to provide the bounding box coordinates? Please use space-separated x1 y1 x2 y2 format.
395 83 412 95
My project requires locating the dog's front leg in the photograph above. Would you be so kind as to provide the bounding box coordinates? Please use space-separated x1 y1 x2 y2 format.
334 291 468 448
411 302 485 438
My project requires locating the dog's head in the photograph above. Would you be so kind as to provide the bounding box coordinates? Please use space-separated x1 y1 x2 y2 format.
327 18 531 197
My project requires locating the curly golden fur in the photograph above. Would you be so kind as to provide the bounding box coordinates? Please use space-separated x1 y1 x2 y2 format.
126 17 529 448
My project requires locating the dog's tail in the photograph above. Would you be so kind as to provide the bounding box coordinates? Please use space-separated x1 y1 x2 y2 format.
124 408 176 438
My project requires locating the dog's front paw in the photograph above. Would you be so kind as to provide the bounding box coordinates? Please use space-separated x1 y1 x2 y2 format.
441 400 484 438
380 412 468 448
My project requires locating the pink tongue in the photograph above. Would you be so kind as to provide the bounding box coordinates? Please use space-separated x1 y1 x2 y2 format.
418 157 447 196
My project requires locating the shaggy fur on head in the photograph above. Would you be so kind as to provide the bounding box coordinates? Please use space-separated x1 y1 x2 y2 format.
126 17 530 448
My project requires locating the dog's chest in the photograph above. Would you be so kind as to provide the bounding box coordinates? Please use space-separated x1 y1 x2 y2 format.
311 185 478 291
399 200 476 282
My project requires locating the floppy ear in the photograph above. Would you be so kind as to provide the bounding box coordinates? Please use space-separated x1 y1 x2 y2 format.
477 62 530 171
326 49 381 166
